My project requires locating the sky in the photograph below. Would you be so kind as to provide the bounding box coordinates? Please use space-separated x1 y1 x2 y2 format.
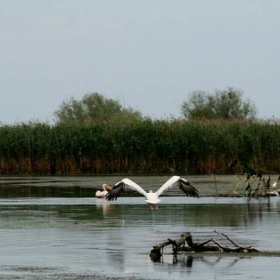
1 0 280 124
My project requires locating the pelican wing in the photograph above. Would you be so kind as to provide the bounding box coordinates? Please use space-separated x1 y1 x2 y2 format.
156 176 199 198
105 178 147 201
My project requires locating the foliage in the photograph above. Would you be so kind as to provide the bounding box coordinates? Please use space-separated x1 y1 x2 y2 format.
1 119 280 175
54 92 144 124
181 88 257 120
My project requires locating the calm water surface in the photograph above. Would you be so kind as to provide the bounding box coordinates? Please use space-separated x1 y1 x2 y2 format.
0 176 279 279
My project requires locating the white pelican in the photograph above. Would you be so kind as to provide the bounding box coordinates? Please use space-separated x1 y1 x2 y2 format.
267 175 280 196
95 184 112 198
105 176 199 210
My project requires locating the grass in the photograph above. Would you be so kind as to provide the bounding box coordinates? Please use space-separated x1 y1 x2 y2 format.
1 119 280 175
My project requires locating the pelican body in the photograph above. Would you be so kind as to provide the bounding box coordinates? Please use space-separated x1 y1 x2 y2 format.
105 176 199 210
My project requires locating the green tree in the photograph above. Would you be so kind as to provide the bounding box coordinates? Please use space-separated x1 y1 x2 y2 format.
181 88 257 120
54 93 144 124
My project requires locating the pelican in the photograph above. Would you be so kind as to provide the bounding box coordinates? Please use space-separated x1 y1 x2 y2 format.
272 175 280 188
95 184 112 198
267 175 280 196
105 176 199 210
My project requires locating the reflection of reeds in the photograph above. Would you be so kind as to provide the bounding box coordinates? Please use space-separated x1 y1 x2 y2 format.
1 119 280 175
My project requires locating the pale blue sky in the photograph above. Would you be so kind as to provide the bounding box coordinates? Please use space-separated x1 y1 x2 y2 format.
1 0 280 124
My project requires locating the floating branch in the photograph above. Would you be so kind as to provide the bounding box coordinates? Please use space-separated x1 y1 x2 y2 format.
150 231 259 260
150 232 188 261
213 230 259 253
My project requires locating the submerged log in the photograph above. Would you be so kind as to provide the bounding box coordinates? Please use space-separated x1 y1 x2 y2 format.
150 231 259 259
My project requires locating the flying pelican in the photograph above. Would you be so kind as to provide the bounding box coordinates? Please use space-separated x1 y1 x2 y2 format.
95 184 112 198
105 176 199 210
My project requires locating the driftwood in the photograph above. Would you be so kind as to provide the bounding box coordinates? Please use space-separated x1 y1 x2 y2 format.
150 231 259 261
150 232 187 261
212 230 259 253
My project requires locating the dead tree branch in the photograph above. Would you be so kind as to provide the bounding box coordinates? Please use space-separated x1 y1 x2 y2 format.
214 230 259 252
150 231 259 260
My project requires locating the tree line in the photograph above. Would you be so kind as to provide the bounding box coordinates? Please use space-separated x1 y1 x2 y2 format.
53 88 257 125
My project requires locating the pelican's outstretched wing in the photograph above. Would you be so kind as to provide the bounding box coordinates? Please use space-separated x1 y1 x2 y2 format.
156 176 199 198
105 178 147 201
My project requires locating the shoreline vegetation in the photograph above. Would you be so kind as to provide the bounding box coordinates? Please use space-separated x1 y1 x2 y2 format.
0 119 280 175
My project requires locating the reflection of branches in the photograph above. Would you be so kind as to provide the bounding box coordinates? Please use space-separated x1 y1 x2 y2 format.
244 198 276 226
172 254 243 270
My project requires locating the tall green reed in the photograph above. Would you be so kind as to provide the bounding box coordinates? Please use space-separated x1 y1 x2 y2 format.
0 119 280 175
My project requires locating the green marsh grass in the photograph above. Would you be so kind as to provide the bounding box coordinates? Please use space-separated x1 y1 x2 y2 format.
0 119 280 175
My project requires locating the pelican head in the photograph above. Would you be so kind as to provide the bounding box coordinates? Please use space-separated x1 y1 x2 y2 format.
95 184 112 198
145 190 161 210
95 190 107 198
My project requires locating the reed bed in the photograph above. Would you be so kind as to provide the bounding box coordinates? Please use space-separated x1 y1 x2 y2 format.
0 119 280 175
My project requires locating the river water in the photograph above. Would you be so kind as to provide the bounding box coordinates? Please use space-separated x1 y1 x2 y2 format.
0 176 279 279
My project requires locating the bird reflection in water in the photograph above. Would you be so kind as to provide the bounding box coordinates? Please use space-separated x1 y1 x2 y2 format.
95 198 113 215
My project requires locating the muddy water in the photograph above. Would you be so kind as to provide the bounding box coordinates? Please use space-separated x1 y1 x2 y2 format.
0 176 279 279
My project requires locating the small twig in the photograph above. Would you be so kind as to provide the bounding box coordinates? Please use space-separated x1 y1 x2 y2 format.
209 173 222 196
234 177 247 192
214 230 259 252
196 238 214 247
210 239 236 252
214 230 239 247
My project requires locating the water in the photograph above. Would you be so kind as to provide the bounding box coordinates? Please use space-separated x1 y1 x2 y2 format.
0 176 279 279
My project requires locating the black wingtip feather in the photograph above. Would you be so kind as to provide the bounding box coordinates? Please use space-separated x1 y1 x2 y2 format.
105 181 125 201
179 179 199 198
105 191 116 201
